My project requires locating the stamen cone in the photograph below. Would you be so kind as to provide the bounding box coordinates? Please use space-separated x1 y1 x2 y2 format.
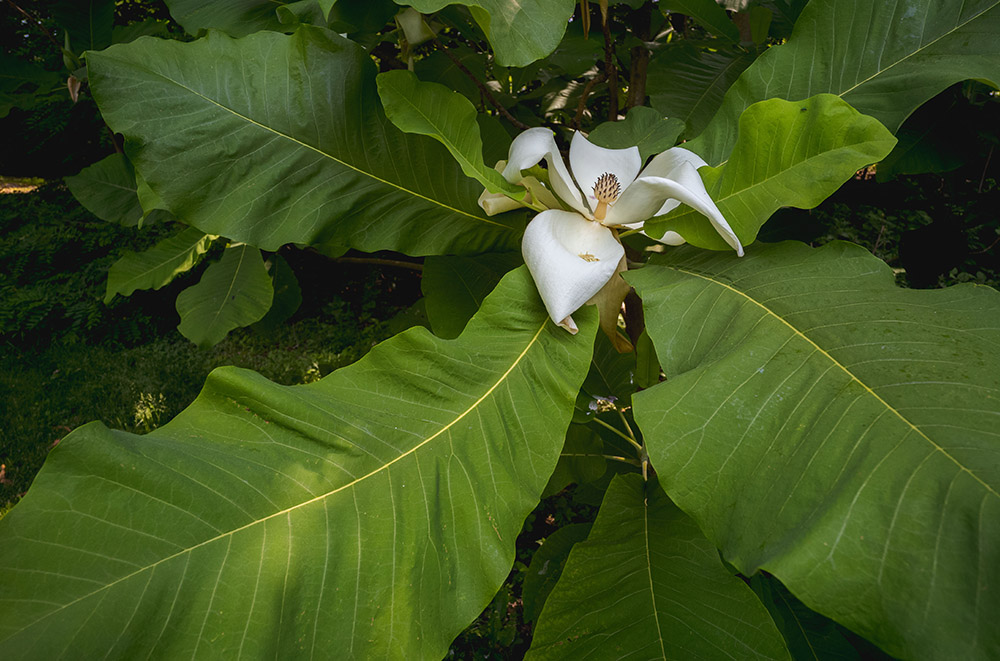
592 172 621 221
593 172 621 203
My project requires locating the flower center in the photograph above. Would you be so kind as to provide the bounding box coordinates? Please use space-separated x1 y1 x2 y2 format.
592 172 620 221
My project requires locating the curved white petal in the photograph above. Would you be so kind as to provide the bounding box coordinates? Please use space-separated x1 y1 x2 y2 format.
522 210 624 332
638 147 710 216
478 189 525 215
569 132 642 212
641 146 708 176
501 128 589 216
622 219 688 246
657 230 687 246
606 161 743 256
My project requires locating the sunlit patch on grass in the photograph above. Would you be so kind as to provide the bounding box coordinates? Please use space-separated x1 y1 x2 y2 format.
0 177 45 194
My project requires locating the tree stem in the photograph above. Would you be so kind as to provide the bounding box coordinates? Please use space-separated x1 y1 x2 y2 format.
625 2 651 109
592 417 643 453
335 257 423 272
601 9 619 120
433 37 530 131
560 452 641 467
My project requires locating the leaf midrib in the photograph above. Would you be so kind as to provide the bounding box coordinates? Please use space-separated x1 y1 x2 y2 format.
111 60 513 231
5 321 549 639
206 245 250 336
112 231 212 296
669 265 999 500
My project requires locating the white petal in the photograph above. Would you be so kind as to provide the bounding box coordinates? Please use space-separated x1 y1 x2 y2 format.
658 230 686 246
478 189 525 215
622 219 688 246
637 147 709 217
642 146 708 175
606 159 743 256
569 132 642 212
522 210 624 330
501 128 589 216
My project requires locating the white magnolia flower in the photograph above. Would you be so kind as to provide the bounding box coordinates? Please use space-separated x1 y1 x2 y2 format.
480 128 743 334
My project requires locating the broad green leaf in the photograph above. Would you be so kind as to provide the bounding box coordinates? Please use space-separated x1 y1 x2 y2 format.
749 575 861 661
164 0 287 36
0 54 62 118
325 0 397 37
646 95 896 251
413 48 489 104
65 154 144 227
876 126 966 182
0 268 597 658
629 242 1000 659
528 475 790 660
111 18 171 44
587 106 685 162
176 244 274 347
422 252 521 339
542 423 607 498
662 0 741 42
251 254 303 332
376 70 523 197
541 22 604 77
88 27 523 255
401 0 576 67
876 95 968 181
51 0 113 52
580 331 637 409
634 330 661 389
275 0 328 28
647 45 755 139
105 226 216 303
692 0 1000 165
521 522 592 623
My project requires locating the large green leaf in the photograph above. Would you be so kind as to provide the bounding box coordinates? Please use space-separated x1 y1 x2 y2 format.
527 474 790 660
647 45 755 139
376 70 523 196
65 154 145 227
421 252 521 339
629 242 1000 660
164 0 287 36
401 0 576 67
749 575 861 661
692 0 1000 165
588 106 685 162
662 0 740 42
0 54 62 118
176 244 274 347
0 268 597 659
51 0 114 52
88 27 522 255
521 522 592 623
645 95 896 251
105 226 216 303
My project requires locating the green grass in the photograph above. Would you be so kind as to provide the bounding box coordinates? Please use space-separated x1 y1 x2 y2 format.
0 308 408 508
0 182 425 509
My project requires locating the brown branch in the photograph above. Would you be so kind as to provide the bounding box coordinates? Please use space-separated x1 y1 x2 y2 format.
6 0 63 54
601 8 619 120
334 257 423 272
433 37 530 131
625 3 652 109
571 72 606 130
